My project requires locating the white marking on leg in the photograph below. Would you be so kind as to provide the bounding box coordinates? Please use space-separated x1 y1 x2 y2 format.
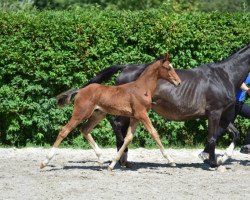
92 143 103 164
225 142 235 157
160 149 175 166
108 158 117 170
119 152 128 167
83 132 103 164
217 142 235 165
41 147 57 168
108 150 128 170
198 151 209 161
108 119 137 171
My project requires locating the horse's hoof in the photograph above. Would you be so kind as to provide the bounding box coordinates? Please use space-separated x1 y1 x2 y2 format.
211 164 218 168
209 161 218 168
107 166 113 171
203 159 210 164
198 152 209 161
120 161 133 168
240 145 250 154
216 156 223 165
169 162 176 167
125 162 133 168
203 159 218 168
40 162 45 169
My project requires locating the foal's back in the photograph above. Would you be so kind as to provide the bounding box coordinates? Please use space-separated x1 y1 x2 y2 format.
75 82 150 116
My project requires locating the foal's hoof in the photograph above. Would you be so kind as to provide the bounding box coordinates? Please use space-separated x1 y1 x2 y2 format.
107 166 113 171
40 162 46 169
97 160 104 166
169 162 176 167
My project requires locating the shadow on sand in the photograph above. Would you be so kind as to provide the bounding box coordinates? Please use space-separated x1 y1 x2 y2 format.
42 156 249 172
43 160 212 172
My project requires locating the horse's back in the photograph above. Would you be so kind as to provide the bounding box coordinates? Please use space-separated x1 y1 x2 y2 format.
116 63 149 85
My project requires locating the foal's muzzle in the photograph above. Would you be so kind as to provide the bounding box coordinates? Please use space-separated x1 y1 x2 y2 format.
173 80 181 87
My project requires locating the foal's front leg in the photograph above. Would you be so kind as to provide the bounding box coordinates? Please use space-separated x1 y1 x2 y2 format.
79 110 106 164
140 113 176 166
108 119 138 170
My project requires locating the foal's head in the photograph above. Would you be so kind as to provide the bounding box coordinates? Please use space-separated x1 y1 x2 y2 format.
158 54 181 86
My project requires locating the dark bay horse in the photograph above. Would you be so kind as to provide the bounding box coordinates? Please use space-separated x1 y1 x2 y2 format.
78 43 250 168
40 54 181 170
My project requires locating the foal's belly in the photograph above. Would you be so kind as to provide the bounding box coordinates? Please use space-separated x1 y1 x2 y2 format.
95 104 133 117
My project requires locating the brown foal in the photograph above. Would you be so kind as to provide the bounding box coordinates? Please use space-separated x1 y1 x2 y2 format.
40 54 181 170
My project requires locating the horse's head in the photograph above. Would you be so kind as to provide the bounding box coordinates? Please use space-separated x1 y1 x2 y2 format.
159 54 181 86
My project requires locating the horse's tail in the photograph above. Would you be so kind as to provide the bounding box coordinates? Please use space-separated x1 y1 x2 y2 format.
80 64 126 88
56 64 126 107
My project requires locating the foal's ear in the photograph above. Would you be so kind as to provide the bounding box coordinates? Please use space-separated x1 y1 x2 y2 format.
163 53 170 61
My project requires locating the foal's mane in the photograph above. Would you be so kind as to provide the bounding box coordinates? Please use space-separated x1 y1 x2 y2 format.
134 54 167 72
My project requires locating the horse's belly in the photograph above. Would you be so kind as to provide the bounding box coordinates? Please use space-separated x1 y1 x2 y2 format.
152 103 205 121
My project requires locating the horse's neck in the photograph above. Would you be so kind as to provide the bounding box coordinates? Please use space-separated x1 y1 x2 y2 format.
223 48 250 88
135 63 159 95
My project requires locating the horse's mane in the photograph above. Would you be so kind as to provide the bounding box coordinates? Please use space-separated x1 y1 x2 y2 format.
216 42 250 64
237 42 250 54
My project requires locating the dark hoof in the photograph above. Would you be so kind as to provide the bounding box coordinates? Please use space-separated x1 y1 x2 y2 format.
119 161 133 168
240 145 250 154
203 159 218 168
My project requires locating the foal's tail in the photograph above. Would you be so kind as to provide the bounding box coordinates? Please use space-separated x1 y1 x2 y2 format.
57 89 79 107
56 64 126 107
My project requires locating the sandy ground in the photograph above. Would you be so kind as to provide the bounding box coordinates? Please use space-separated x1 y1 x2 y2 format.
0 147 249 200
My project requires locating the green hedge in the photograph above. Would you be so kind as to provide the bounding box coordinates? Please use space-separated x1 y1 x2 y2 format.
1 8 250 147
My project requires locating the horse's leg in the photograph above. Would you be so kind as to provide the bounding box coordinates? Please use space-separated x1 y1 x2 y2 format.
216 106 239 164
79 110 106 164
204 107 237 166
205 109 226 168
108 116 130 166
217 123 240 165
139 113 175 166
199 123 239 163
40 101 95 169
199 126 225 161
108 119 138 170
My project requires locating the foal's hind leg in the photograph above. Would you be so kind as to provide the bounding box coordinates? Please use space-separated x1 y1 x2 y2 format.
40 116 83 169
79 110 106 164
40 102 95 169
140 113 176 166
